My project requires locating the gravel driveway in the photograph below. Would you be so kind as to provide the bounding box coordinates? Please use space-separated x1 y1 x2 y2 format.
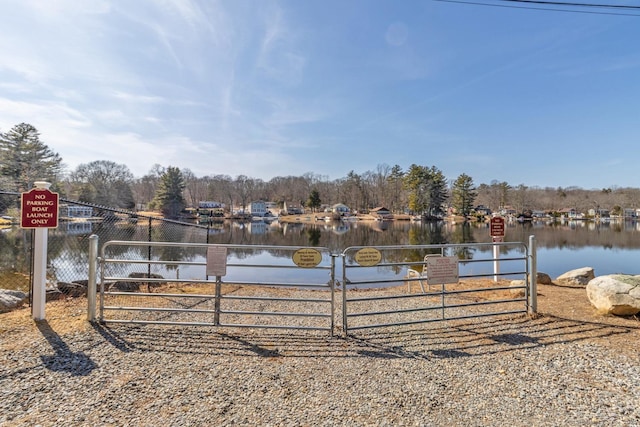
2 298 640 427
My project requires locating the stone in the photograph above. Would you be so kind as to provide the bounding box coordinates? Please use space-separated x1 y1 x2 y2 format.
536 272 553 285
46 288 65 301
112 273 164 292
57 281 87 297
0 289 28 311
555 267 595 287
509 280 526 297
586 274 640 316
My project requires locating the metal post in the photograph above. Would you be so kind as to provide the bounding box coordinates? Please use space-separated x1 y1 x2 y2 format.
87 234 98 322
214 276 221 326
147 218 152 279
342 254 348 336
528 235 537 314
330 254 336 337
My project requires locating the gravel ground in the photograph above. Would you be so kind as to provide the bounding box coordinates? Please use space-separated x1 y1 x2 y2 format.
2 288 640 426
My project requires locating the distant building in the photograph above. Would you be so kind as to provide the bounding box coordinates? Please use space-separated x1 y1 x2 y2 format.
249 200 267 217
331 203 350 216
370 206 391 219
499 206 517 217
474 205 491 216
60 205 93 218
559 208 582 219
198 201 225 209
283 201 303 215
588 208 610 218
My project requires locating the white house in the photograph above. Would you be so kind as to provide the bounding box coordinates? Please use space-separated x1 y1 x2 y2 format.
60 205 93 218
331 203 350 216
249 200 267 217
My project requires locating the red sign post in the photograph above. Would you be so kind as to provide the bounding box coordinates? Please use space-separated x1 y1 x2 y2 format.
490 216 505 282
21 182 59 321
21 187 59 229
490 216 505 238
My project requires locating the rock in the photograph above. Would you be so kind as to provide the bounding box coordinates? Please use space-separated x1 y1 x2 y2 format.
586 274 640 316
57 281 87 297
536 272 553 285
0 289 28 311
509 280 526 297
112 273 164 292
46 288 65 301
555 267 595 287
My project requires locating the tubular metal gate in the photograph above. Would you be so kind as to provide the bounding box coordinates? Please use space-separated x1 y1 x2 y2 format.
92 238 537 336
97 240 335 334
341 240 536 335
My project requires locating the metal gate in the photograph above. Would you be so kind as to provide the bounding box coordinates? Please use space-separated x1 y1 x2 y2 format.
88 237 537 336
95 240 336 334
341 238 536 335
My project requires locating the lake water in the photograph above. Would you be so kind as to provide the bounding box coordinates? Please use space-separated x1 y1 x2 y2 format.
108 217 640 282
4 217 640 290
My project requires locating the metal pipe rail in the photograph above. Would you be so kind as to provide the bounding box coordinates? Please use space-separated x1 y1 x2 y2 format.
97 240 336 335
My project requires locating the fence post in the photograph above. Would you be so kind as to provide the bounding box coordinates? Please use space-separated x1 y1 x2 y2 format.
87 234 99 322
214 276 221 326
528 235 537 314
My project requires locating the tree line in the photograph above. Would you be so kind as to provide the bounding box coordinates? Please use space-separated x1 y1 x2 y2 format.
1 123 638 219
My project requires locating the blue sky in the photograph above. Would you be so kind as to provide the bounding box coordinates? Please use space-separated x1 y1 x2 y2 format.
1 0 638 189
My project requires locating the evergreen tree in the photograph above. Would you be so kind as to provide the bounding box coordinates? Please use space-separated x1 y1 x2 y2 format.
0 123 63 192
152 166 186 219
403 164 429 215
403 164 448 219
307 189 321 212
451 173 477 216
388 165 404 213
426 166 448 219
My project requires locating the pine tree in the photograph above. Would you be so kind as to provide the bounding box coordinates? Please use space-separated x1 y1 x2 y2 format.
152 166 186 219
0 123 63 192
307 189 321 212
451 173 477 217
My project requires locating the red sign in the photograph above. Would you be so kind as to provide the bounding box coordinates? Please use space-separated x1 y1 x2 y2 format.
490 216 505 237
21 188 59 229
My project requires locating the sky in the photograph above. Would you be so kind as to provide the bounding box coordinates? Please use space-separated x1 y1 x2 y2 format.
0 0 638 190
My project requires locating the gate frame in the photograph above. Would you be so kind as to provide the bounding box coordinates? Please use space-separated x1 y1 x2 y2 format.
92 240 336 335
340 237 537 335
87 236 538 336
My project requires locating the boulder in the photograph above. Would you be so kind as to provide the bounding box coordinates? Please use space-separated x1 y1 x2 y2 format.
57 281 87 297
0 289 28 312
555 267 595 287
536 272 553 285
112 273 164 292
46 287 65 301
586 275 640 316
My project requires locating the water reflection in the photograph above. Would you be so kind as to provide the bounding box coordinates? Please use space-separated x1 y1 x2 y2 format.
4 217 640 290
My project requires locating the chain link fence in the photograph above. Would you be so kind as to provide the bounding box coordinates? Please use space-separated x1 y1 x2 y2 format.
0 190 210 305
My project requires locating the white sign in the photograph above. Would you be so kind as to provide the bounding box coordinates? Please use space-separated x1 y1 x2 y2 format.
426 256 459 285
206 246 228 276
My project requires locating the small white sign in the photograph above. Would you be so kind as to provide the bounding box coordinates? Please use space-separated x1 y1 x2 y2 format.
206 246 228 277
426 256 459 285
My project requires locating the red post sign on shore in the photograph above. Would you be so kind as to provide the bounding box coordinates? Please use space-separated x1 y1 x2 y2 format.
490 216 505 237
21 187 59 229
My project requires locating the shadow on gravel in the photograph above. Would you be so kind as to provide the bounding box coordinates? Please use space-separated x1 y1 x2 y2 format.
88 313 635 361
36 320 98 376
347 314 634 359
90 321 134 352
